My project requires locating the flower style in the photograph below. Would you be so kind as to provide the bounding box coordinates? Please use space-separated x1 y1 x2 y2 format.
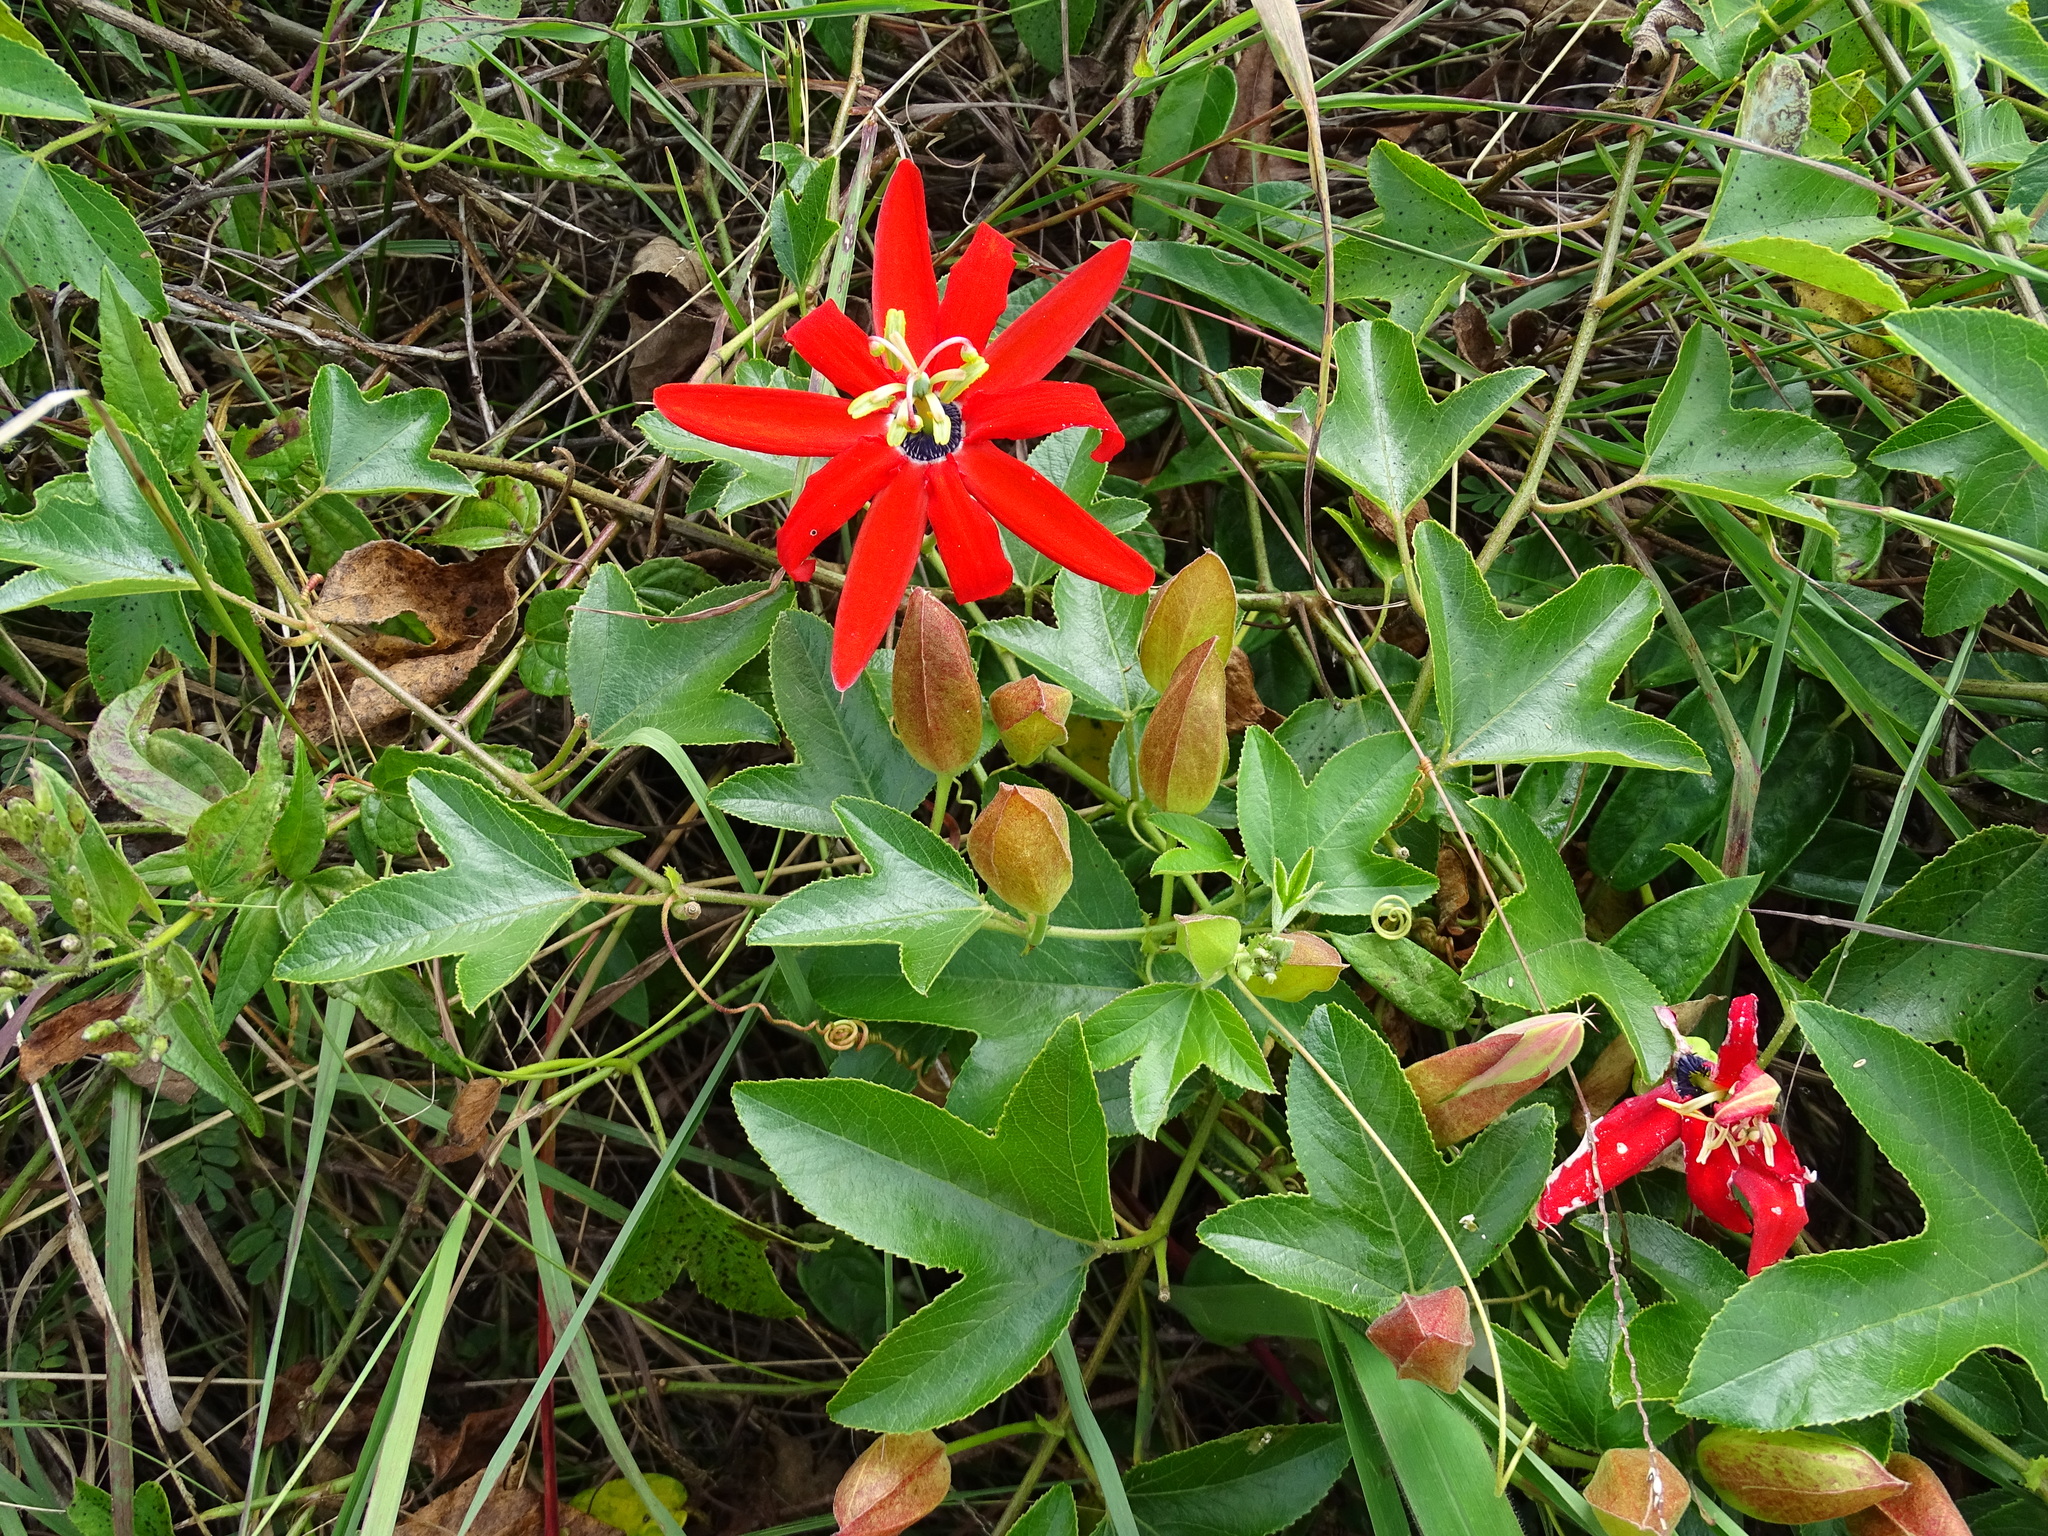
1536 995 1817 1275
653 161 1154 688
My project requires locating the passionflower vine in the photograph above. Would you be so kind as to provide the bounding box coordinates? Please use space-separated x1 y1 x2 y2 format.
653 161 1154 688
1536 995 1817 1275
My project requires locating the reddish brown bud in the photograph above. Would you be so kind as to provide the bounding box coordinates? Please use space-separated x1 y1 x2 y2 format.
1698 1429 1909 1524
1364 1287 1473 1393
1844 1456 1969 1536
1138 638 1227 814
1139 551 1236 691
1585 1449 1692 1536
967 784 1073 918
892 590 983 777
833 1430 950 1536
989 676 1071 766
1405 1011 1585 1146
1234 930 1343 1002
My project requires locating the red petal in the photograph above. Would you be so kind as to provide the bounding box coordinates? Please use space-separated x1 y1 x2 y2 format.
935 223 1017 351
966 382 1125 463
956 444 1153 592
1714 994 1760 1087
980 240 1131 390
1680 1122 1752 1234
927 458 1013 602
832 467 929 689
1731 1165 1810 1274
788 302 895 396
1535 1090 1684 1226
779 441 905 580
871 160 941 363
652 384 876 456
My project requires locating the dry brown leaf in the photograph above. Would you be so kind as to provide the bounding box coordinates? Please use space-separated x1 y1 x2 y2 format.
399 1471 615 1536
1434 842 1471 931
1792 282 1918 407
1223 647 1282 733
295 544 520 744
626 237 716 400
432 1078 499 1164
19 992 137 1084
1451 301 1500 375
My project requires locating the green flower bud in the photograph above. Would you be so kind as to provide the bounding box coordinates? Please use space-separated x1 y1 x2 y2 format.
1844 1455 1968 1536
967 784 1073 919
833 1431 951 1536
1585 1449 1691 1536
1175 914 1242 985
1364 1286 1473 1393
990 676 1071 767
892 589 984 777
1138 638 1227 815
1698 1429 1908 1524
1139 551 1236 691
1404 1011 1585 1147
1235 930 1343 1002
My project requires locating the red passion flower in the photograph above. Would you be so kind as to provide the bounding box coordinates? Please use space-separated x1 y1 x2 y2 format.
653 161 1155 688
1536 995 1817 1275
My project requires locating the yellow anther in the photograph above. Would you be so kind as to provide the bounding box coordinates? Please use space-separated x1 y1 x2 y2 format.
846 383 905 418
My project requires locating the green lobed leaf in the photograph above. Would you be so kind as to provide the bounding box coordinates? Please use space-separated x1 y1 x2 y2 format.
1699 139 1885 251
1885 306 2048 478
1716 235 1906 311
1331 144 1499 332
1461 796 1671 1077
0 35 89 119
979 571 1157 720
710 607 931 832
804 802 1143 1126
1913 0 2048 96
96 281 204 470
605 1174 801 1318
368 749 632 857
1326 929 1472 1034
1810 824 2048 1154
638 412 800 518
1198 1001 1551 1317
1236 728 1433 916
1640 325 1854 522
0 436 199 613
733 1016 1112 1430
1495 1281 1684 1453
307 364 477 498
1308 321 1539 519
1606 876 1761 1003
1082 983 1274 1138
569 565 788 750
1679 1000 2048 1428
1577 1212 1744 1405
1414 521 1708 775
458 98 623 181
749 798 991 994
0 139 165 317
276 769 587 1009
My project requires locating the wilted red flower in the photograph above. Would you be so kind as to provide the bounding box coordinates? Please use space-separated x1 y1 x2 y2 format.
654 161 1153 688
1536 995 1817 1275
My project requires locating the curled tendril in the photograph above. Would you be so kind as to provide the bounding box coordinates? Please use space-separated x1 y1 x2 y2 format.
816 1018 869 1051
1371 894 1414 940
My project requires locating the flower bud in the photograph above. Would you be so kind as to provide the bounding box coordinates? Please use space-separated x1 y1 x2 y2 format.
892 589 983 777
1138 638 1227 814
990 676 1071 766
1176 914 1241 984
1405 1011 1585 1147
1844 1455 1969 1536
833 1430 950 1536
1585 1449 1691 1536
1364 1287 1473 1393
1235 930 1343 1002
967 785 1073 918
1139 551 1237 691
1698 1429 1909 1524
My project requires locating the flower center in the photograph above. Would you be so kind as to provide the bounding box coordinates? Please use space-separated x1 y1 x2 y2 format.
844 308 989 453
899 403 965 462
